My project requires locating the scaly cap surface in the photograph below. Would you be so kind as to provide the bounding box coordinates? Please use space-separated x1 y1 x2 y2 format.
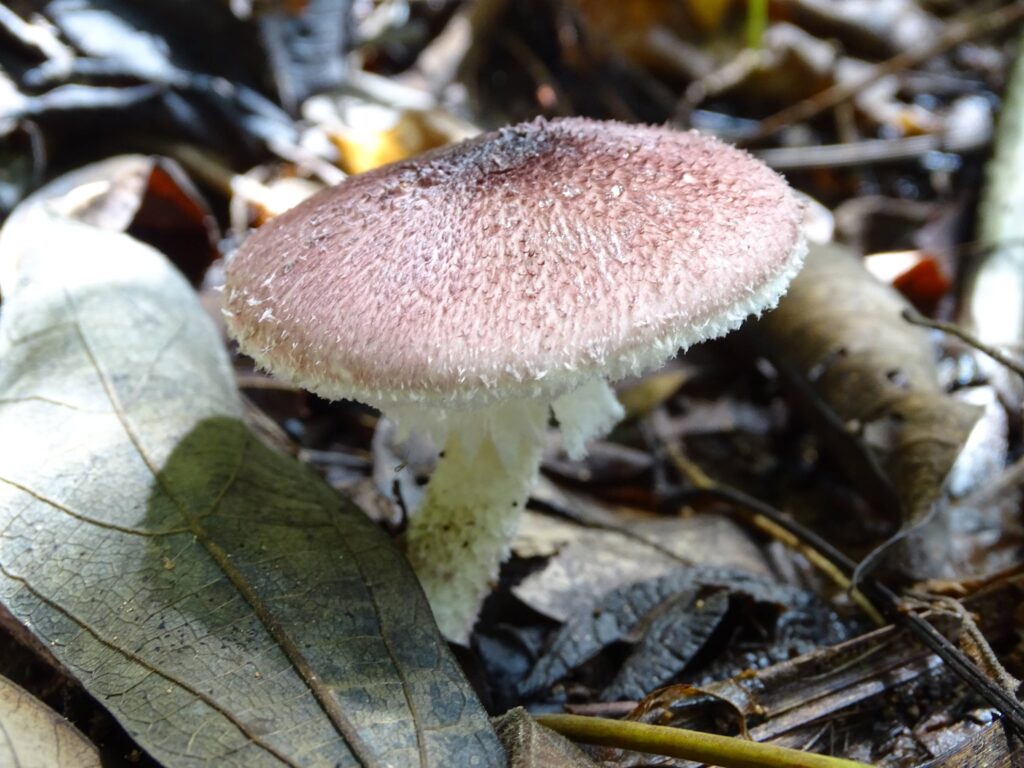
225 117 805 408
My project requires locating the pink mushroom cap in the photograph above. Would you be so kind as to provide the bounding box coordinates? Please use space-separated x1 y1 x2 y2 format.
225 117 806 408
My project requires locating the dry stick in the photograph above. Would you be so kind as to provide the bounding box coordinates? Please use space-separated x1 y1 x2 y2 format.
679 484 1024 735
663 442 886 626
660 446 1024 734
535 714 873 768
866 584 1024 735
749 1 1024 142
902 308 1024 381
755 131 990 171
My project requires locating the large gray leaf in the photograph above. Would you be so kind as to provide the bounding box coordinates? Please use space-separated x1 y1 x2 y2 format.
0 159 504 767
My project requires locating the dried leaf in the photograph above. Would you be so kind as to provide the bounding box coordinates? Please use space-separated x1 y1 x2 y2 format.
493 708 600 768
42 154 220 286
602 589 731 702
28 1 307 162
305 94 477 175
923 718 1023 767
623 570 1024 765
626 623 950 763
0 160 503 767
0 674 101 768
518 567 828 699
512 503 772 624
863 250 951 313
257 0 351 113
753 243 981 576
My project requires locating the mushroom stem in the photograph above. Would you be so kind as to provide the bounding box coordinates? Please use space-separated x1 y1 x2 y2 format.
404 400 548 643
552 378 625 460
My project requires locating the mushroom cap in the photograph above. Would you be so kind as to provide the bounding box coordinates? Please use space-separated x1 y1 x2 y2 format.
225 117 805 408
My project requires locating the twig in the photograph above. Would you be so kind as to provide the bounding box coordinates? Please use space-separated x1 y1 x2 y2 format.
872 587 1024 735
755 131 989 170
749 1 1024 141
663 442 886 626
902 308 1024 381
535 713 873 768
660 445 1024 734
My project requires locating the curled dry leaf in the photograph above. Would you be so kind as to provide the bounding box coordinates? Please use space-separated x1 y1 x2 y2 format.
0 159 502 767
752 242 981 577
614 367 692 419
256 0 351 113
70 153 219 285
0 673 101 768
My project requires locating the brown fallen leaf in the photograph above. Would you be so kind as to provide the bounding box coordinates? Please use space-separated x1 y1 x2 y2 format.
513 482 773 623
518 566 840 700
922 717 1023 768
35 153 220 287
304 92 479 175
752 242 981 578
0 673 100 768
615 366 693 420
493 707 600 768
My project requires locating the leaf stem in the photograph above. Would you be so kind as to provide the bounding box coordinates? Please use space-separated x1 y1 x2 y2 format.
745 0 768 49
535 713 873 768
663 442 885 626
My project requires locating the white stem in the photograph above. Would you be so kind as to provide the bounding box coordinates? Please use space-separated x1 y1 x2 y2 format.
551 378 625 460
403 400 547 643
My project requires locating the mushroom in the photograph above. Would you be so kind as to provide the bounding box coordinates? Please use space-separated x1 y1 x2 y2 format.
224 117 806 642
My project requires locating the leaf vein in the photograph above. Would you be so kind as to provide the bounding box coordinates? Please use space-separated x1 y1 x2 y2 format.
0 562 299 768
68 299 374 765
0 474 191 537
345 534 429 768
